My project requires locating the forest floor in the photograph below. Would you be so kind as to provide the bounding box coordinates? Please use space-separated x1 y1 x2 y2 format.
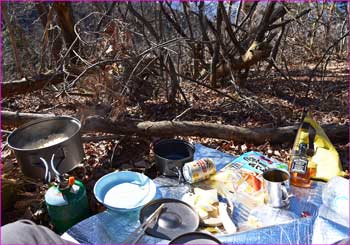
1 59 349 228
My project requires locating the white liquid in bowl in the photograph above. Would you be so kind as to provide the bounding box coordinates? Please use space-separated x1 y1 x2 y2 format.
103 182 149 209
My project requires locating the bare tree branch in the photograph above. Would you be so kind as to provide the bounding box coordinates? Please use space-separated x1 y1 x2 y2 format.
219 3 245 56
160 2 187 38
127 2 160 41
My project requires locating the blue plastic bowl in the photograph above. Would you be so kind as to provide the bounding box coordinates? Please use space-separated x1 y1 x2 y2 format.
93 171 157 212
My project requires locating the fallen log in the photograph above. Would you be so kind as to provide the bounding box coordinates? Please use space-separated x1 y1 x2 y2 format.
2 72 72 98
83 116 348 144
1 111 56 128
1 111 348 144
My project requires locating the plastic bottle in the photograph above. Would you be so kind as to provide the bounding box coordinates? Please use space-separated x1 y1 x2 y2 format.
321 176 349 221
45 176 90 233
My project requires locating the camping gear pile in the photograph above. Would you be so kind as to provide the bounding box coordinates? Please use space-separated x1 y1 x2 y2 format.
6 114 349 244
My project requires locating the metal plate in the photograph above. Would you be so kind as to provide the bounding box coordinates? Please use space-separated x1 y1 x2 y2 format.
169 232 222 244
140 198 199 240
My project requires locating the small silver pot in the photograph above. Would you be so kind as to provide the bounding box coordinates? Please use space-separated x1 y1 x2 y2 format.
7 116 85 180
154 139 194 177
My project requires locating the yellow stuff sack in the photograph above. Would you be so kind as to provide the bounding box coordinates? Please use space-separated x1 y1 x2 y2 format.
294 112 347 181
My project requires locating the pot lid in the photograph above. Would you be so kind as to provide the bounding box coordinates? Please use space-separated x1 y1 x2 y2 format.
169 232 222 244
140 198 199 240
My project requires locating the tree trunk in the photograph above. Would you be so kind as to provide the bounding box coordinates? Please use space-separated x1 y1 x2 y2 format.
210 3 223 87
2 2 23 77
2 111 348 145
37 2 63 66
167 56 179 103
53 2 77 57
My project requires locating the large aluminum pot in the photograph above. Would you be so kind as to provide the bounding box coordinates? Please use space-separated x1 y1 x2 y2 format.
7 116 85 179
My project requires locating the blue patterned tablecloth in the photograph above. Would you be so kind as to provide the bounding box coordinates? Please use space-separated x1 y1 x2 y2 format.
66 144 349 244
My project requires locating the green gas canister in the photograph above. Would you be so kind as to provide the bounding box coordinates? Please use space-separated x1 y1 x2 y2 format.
45 176 90 233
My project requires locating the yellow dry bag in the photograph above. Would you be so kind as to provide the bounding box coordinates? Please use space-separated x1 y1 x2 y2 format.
292 112 346 181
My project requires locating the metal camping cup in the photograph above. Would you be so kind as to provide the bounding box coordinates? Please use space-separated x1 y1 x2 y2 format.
262 169 290 208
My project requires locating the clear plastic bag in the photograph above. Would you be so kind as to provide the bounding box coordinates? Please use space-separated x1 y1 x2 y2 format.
322 176 349 221
247 205 298 228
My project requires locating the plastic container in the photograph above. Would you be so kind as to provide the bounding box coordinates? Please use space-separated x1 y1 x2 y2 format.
322 176 349 220
45 179 90 233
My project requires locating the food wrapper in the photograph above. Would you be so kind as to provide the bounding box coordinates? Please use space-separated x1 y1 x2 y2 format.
199 152 288 207
197 165 265 207
228 151 288 174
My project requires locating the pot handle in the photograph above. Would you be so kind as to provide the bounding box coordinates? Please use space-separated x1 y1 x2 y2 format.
39 153 65 183
39 157 51 184
50 154 65 183
30 147 65 169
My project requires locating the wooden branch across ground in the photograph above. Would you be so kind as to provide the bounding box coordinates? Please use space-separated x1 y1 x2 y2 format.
2 111 348 145
2 111 56 127
2 72 72 98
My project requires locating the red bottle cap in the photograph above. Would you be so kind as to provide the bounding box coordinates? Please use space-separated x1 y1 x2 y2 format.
68 176 75 186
